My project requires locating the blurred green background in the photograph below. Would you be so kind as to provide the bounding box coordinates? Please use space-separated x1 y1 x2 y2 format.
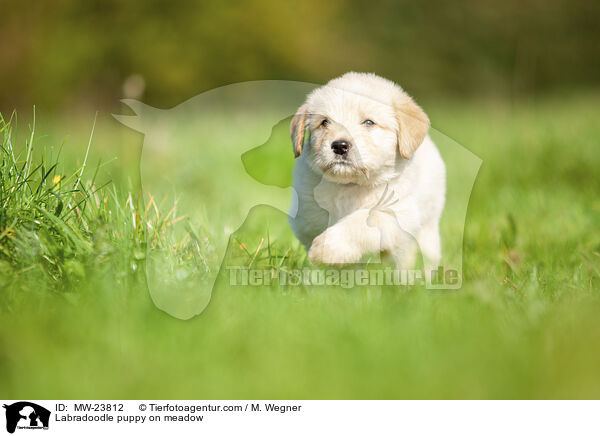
2 0 599 113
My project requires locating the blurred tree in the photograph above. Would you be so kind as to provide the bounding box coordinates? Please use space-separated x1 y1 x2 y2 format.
0 0 598 112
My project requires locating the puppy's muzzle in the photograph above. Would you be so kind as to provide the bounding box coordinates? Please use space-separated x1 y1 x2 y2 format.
331 139 351 155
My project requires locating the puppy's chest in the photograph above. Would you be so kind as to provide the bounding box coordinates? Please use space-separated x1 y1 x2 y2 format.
313 183 381 221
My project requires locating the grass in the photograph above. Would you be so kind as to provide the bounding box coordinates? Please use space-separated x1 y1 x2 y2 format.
0 93 599 399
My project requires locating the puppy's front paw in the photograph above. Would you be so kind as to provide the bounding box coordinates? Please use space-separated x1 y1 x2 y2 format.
308 228 362 265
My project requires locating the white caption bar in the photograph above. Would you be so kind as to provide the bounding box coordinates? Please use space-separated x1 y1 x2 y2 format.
1 400 598 435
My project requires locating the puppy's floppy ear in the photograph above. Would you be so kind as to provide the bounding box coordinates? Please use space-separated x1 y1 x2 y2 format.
394 94 430 160
290 103 308 158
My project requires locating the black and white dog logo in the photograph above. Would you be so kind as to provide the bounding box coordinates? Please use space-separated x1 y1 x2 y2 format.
3 402 50 434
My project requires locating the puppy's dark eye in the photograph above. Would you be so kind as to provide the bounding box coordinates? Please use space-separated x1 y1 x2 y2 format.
362 119 375 126
320 119 329 127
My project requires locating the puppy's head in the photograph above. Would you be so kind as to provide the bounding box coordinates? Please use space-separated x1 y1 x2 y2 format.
291 72 430 185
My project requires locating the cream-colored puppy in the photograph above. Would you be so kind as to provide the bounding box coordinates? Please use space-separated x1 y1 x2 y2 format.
289 72 446 269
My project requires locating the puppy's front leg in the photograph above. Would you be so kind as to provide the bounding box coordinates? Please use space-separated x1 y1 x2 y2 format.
308 209 406 265
308 209 373 264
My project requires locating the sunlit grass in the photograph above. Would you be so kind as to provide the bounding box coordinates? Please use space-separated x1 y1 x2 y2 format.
0 96 599 398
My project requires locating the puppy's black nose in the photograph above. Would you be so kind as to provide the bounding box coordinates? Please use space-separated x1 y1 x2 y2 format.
331 140 350 155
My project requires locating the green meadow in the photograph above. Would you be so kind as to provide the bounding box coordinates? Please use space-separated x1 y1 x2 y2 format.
1 92 599 398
